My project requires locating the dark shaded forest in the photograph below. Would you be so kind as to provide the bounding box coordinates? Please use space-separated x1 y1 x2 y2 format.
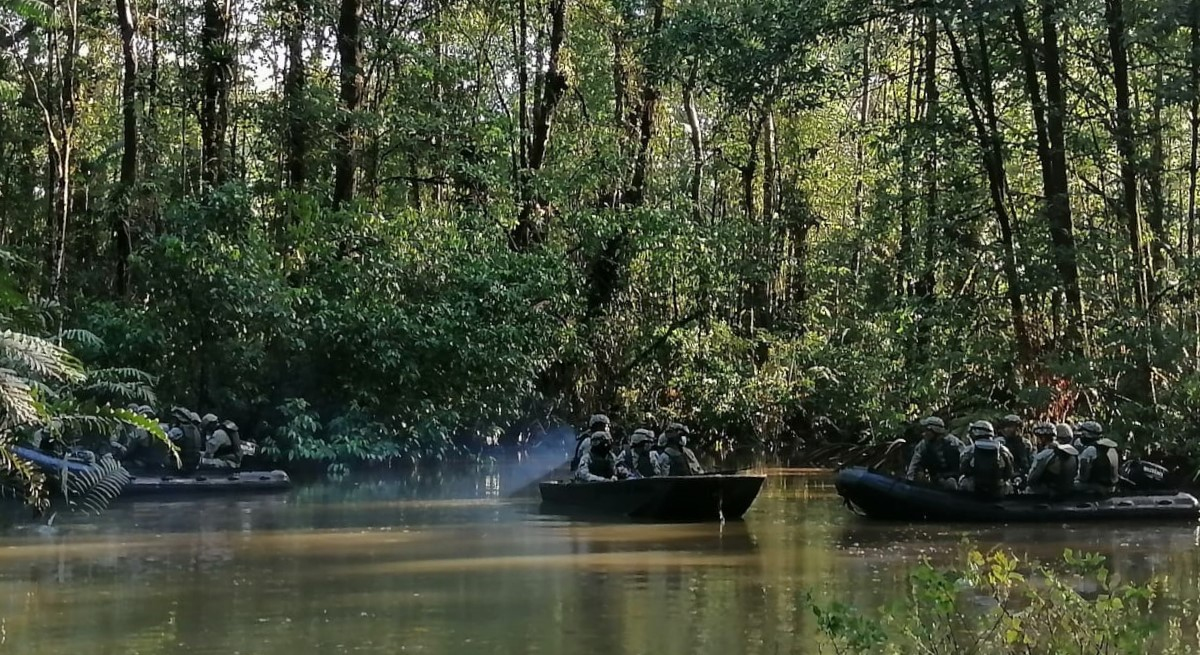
3 0 1200 466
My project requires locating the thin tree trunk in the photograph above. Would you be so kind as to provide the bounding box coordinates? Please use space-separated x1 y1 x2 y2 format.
917 12 938 302
1038 0 1085 351
944 16 1034 363
114 0 138 296
283 0 308 196
41 0 80 301
898 14 919 297
1105 0 1147 310
683 64 703 223
853 19 872 235
1147 66 1167 296
511 0 567 250
1188 0 1200 319
200 0 231 188
333 0 363 208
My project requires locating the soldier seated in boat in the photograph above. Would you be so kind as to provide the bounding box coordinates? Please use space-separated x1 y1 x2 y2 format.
1076 425 1120 495
617 429 657 479
1025 421 1078 496
571 414 612 472
656 423 704 476
201 420 243 470
905 416 963 490
574 431 619 482
958 420 1015 497
997 414 1034 479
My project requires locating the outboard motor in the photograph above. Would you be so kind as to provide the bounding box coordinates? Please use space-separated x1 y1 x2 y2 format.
1120 459 1171 491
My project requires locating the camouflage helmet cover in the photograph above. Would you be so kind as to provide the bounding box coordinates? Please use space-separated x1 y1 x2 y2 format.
630 429 654 445
201 413 219 425
1032 421 1057 437
998 414 1022 427
221 420 239 432
588 414 611 429
1096 438 1118 448
918 416 947 434
589 430 611 447
968 420 995 437
1077 420 1103 437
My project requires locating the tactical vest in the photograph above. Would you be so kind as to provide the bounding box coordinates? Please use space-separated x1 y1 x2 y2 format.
178 424 202 473
624 450 656 478
924 439 961 478
213 429 241 460
1043 452 1076 493
663 447 693 477
1005 436 1031 472
1087 446 1118 486
587 451 616 479
970 445 1003 493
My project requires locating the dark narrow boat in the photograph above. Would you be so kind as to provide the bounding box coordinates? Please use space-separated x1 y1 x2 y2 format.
539 474 766 521
13 446 292 497
835 466 1200 522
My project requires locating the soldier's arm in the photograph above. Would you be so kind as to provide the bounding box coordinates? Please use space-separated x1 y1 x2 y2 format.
573 453 607 482
1027 452 1048 484
1076 451 1093 483
905 443 924 480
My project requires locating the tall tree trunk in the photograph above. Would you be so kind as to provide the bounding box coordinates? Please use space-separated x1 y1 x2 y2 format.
283 0 308 196
897 14 919 297
917 13 938 302
853 19 872 236
943 17 1034 364
144 0 160 228
1105 0 1147 311
200 0 231 188
1038 0 1085 351
114 0 138 297
41 0 80 301
1188 0 1200 316
1146 66 1167 297
683 64 703 223
333 0 364 208
511 0 568 250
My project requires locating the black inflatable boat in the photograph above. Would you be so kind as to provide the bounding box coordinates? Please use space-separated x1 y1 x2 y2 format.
835 467 1200 522
539 474 766 521
13 445 292 498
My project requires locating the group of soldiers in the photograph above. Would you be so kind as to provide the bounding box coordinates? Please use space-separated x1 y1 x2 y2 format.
905 414 1121 497
572 414 704 482
112 405 246 472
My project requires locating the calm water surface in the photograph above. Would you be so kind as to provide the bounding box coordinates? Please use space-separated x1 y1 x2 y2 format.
1 469 1199 654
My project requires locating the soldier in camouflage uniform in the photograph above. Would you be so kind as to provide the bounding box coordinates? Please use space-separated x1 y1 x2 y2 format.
1075 421 1119 494
572 414 611 472
656 423 703 476
617 429 657 479
1025 421 1078 496
574 431 618 482
201 420 242 469
958 420 1015 497
997 414 1034 478
905 417 963 490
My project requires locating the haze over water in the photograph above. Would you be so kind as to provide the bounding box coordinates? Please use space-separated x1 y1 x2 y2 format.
1 470 1198 654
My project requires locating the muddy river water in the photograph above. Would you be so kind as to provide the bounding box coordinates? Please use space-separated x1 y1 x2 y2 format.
1 469 1198 654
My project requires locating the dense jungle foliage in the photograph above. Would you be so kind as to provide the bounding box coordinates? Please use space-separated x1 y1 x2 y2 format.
4 0 1200 467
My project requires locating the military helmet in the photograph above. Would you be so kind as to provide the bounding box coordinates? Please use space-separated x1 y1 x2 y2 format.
918 416 947 434
667 422 690 435
1076 421 1103 438
167 426 184 441
590 430 611 447
1096 437 1118 448
222 420 239 432
171 406 193 422
588 414 611 430
138 405 156 419
1032 421 1057 437
998 414 1022 428
1055 423 1074 443
201 413 218 426
630 429 654 446
968 420 995 438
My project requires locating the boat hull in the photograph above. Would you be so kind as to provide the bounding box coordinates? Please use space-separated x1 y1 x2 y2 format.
539 475 765 521
835 466 1200 522
13 446 292 497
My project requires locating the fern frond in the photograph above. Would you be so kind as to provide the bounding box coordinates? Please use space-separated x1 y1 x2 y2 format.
59 329 104 350
87 367 156 384
74 380 156 405
0 331 84 383
0 444 48 511
62 455 130 514
0 368 41 427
